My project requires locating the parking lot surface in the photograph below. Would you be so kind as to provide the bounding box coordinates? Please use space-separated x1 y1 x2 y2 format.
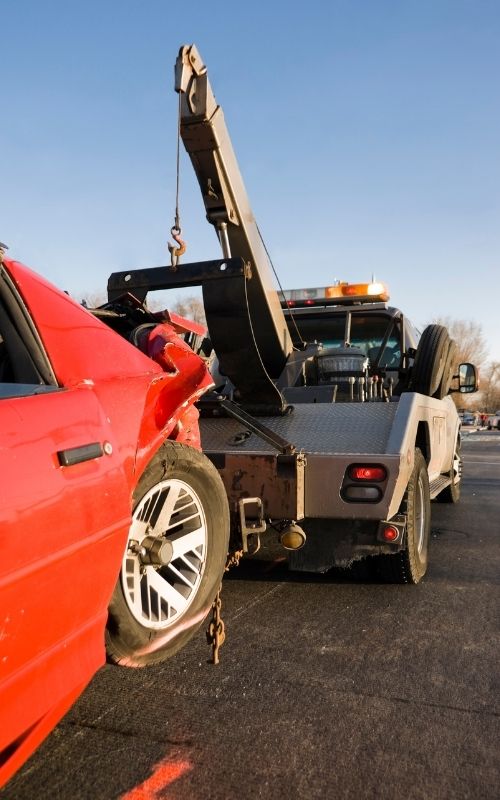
2 431 499 800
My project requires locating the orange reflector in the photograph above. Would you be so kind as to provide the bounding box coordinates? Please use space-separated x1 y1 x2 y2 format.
348 465 387 482
382 525 400 542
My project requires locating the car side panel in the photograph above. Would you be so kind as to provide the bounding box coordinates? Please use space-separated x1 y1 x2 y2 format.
0 389 130 753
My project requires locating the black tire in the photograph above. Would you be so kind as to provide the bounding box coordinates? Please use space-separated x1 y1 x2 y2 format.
105 441 229 667
435 339 458 400
410 324 450 398
376 449 430 584
436 436 461 503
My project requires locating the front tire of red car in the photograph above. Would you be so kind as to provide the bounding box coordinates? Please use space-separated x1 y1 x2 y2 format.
105 441 229 667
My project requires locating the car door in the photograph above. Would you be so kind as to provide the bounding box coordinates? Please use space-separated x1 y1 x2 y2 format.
0 270 131 761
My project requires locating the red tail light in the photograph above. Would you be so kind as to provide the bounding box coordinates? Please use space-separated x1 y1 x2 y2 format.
348 465 387 482
382 525 400 542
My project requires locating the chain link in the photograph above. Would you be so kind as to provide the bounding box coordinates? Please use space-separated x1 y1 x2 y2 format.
206 585 225 665
206 549 244 664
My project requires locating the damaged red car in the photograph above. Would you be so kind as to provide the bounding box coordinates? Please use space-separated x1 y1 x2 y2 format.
0 253 229 787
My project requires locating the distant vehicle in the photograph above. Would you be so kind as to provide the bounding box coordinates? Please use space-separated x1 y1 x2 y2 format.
460 412 477 426
0 255 229 788
487 412 500 430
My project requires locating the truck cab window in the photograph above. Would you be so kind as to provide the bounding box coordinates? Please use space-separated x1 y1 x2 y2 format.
288 314 401 368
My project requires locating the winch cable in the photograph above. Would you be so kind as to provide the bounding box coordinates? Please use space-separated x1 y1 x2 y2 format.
256 222 305 349
242 273 289 411
168 91 187 267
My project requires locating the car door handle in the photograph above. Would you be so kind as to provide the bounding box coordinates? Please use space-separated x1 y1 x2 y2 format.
57 442 104 467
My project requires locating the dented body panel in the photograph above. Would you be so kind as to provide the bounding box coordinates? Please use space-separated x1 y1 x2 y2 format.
0 257 212 787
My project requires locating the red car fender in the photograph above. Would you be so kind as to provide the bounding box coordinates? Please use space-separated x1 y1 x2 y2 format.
134 323 214 477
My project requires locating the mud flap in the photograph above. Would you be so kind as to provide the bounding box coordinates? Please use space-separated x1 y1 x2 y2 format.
288 518 398 572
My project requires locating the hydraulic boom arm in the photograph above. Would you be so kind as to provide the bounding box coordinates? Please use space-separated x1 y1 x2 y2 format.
175 44 294 412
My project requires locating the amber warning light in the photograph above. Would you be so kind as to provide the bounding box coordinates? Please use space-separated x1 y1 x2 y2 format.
282 281 390 307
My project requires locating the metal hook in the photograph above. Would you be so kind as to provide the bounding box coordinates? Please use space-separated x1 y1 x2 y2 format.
168 226 187 270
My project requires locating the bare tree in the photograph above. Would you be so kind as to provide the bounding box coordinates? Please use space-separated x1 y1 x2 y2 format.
479 362 500 413
171 295 206 325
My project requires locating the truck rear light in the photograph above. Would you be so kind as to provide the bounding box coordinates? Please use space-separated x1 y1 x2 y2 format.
381 525 400 542
342 485 382 502
347 465 387 482
376 517 405 543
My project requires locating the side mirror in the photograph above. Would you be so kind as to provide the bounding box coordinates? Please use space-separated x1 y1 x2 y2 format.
455 363 478 394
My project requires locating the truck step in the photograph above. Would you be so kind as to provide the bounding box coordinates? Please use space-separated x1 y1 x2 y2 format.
429 474 451 499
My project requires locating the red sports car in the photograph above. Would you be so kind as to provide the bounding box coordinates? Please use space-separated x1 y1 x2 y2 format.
0 253 229 787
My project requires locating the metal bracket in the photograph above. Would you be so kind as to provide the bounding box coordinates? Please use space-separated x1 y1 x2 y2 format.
238 497 267 554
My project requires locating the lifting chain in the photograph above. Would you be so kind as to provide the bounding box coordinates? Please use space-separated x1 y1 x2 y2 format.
206 549 244 664
168 91 187 270
206 584 225 665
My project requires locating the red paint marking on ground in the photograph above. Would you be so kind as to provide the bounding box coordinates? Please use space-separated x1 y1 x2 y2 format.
121 759 191 800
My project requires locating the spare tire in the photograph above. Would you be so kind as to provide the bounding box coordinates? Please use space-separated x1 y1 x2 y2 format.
410 324 450 398
435 339 458 400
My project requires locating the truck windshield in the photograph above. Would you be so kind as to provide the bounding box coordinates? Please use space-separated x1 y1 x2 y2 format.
288 313 401 368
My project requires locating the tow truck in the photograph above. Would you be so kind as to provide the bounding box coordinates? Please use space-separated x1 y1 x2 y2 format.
107 44 478 586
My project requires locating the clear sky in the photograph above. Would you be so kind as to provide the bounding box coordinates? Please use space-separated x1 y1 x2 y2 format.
2 0 499 363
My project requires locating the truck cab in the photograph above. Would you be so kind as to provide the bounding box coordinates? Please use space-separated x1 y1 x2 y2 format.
281 280 420 401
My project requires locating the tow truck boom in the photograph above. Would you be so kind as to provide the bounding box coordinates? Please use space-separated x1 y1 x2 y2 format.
175 44 293 412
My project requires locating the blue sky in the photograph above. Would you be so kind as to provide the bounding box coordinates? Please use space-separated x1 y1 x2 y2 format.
2 0 499 362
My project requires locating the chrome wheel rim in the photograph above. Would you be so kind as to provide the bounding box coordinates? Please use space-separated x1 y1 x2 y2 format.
122 478 207 630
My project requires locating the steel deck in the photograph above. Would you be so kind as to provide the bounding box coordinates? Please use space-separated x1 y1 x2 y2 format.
200 402 399 455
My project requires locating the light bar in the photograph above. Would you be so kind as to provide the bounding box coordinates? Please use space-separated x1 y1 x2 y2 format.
282 281 390 307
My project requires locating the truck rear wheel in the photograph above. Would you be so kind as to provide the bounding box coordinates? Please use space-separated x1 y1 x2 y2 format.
105 441 229 667
410 324 450 398
376 449 430 584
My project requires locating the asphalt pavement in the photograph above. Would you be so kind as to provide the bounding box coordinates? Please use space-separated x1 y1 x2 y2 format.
2 431 499 800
